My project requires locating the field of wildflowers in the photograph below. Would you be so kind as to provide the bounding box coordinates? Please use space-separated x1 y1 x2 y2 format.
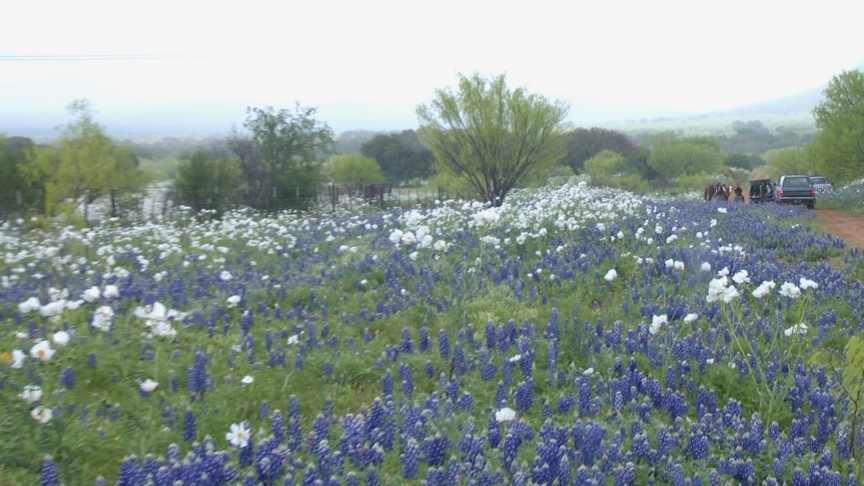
2 180 864 485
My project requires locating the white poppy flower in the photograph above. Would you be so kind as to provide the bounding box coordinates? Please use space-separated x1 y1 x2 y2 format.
52 331 70 347
140 379 159 393
495 407 516 423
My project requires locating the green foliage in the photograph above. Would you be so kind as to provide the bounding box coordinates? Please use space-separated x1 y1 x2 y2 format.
718 119 812 155
174 151 241 214
138 157 179 181
0 136 45 215
584 150 628 184
560 127 638 174
326 154 385 186
21 100 149 218
764 146 814 179
416 72 569 207
646 133 724 180
810 69 864 185
335 130 380 155
360 130 435 183
724 152 753 170
675 173 721 193
230 103 335 211
842 335 864 394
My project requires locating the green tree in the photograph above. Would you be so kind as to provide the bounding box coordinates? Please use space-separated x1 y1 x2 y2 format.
724 152 753 170
0 136 45 214
584 150 628 185
227 103 335 211
174 150 241 213
22 99 149 218
360 130 435 183
416 72 569 207
764 147 813 179
646 133 724 181
326 154 384 186
560 127 638 174
810 69 864 184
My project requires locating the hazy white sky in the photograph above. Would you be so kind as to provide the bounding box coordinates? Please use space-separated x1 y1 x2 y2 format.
1 0 862 132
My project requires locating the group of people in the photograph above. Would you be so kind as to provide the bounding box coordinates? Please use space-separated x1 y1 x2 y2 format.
704 181 773 203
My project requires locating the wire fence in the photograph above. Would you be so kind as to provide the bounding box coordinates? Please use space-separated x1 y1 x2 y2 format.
0 182 467 224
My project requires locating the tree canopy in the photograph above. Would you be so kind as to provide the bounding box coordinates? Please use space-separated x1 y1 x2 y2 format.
326 154 385 186
646 133 724 181
560 127 638 174
22 100 149 218
227 103 335 210
810 69 864 184
416 73 569 207
174 150 241 214
0 136 44 214
360 130 434 183
764 147 811 179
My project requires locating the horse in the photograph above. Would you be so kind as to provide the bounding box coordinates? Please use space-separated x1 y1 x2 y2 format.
704 183 730 202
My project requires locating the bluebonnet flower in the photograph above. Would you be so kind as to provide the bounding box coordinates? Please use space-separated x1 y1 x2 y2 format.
453 343 466 376
418 326 430 352
88 352 97 369
514 379 534 411
424 360 435 379
40 456 58 486
365 467 378 486
183 409 196 442
421 433 449 467
399 328 414 353
60 366 75 389
438 329 450 359
399 365 413 399
400 437 419 479
381 369 394 396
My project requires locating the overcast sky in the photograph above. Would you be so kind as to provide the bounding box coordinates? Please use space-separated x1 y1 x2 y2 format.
1 0 862 133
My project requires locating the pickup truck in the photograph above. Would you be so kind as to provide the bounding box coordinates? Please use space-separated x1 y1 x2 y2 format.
775 175 816 209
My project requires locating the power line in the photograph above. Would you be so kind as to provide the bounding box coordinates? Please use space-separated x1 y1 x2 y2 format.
0 51 375 61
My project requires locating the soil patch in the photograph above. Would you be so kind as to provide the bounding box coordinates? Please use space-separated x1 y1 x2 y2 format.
815 209 864 249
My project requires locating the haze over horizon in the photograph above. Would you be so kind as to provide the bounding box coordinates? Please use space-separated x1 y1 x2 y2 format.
1 0 863 138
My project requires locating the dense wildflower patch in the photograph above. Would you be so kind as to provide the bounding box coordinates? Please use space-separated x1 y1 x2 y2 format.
1 181 861 485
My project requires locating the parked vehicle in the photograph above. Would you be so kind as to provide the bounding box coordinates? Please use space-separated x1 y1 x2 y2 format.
809 175 833 193
749 179 774 203
775 174 816 209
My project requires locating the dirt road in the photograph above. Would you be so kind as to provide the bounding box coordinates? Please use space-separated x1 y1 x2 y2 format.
815 209 864 249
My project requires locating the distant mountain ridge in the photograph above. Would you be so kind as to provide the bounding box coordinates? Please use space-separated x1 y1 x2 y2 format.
2 59 861 140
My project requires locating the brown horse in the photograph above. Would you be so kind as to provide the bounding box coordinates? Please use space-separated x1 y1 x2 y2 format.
704 183 730 202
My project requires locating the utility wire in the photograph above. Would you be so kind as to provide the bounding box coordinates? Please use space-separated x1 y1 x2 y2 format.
0 51 371 61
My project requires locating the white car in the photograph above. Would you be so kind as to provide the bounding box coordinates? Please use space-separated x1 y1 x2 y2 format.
809 176 833 193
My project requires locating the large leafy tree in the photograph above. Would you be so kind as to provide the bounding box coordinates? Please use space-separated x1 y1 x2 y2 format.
227 103 335 210
326 154 384 186
764 147 812 179
360 130 434 183
416 73 569 207
560 127 638 174
646 133 724 181
809 69 864 184
174 150 241 214
0 136 45 214
22 100 149 218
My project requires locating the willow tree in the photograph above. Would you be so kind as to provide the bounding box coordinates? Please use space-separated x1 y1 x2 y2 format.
416 73 569 207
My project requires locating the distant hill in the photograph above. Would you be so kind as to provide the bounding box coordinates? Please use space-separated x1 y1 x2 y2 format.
699 57 864 119
711 84 826 117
